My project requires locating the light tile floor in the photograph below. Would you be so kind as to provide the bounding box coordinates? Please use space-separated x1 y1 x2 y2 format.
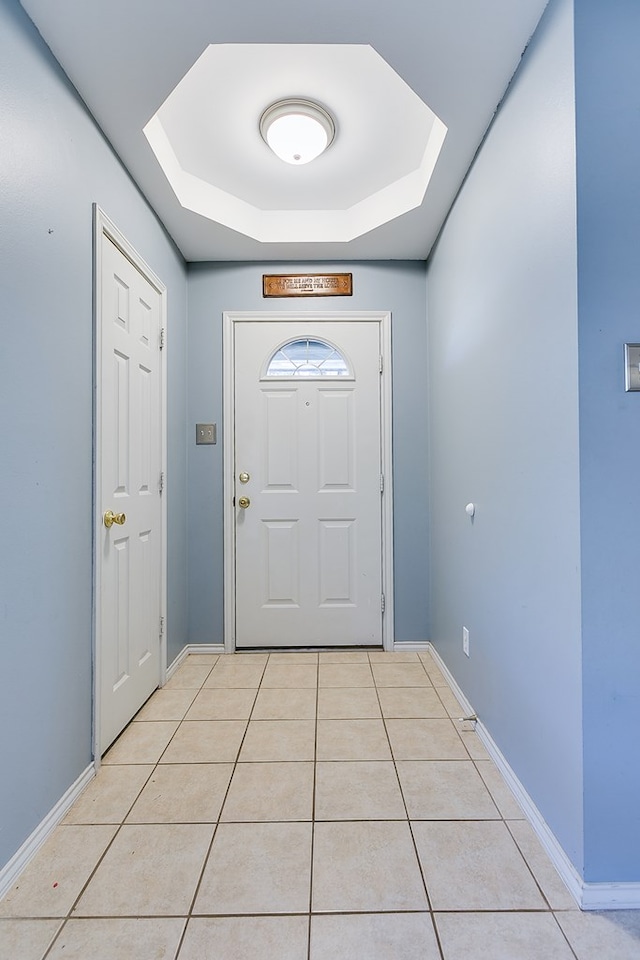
2 650 640 959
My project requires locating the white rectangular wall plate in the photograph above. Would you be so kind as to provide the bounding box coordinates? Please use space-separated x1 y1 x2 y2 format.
624 343 640 392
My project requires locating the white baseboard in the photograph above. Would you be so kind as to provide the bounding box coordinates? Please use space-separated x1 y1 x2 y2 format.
0 763 95 901
427 644 640 911
165 644 226 682
185 644 226 655
393 640 430 651
579 883 640 911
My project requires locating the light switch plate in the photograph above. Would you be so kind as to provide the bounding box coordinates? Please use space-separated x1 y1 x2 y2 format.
196 423 216 444
624 344 640 392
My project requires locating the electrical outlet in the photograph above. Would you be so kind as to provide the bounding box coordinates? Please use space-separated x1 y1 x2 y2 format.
463 626 470 657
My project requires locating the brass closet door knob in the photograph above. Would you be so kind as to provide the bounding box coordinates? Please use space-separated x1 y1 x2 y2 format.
104 510 126 528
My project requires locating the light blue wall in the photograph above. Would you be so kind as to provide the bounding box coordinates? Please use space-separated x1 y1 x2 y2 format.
575 0 640 883
426 0 584 872
186 261 429 647
0 0 188 869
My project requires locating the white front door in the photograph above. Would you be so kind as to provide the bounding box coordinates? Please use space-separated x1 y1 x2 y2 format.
233 319 384 648
97 224 165 753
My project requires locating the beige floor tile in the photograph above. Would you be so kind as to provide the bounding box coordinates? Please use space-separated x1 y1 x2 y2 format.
412 820 547 910
268 652 318 663
310 913 440 960
436 686 466 716
163 664 214 690
239 720 316 761
203 661 265 688
506 820 578 910
180 915 309 960
317 687 381 719
0 919 62 959
185 688 257 720
319 650 371 662
475 760 525 818
102 721 179 765
555 910 640 960
377 686 447 718
435 912 576 960
232 653 270 665
63 765 153 824
0 825 117 918
221 762 314 821
312 820 427 912
252 687 317 720
194 822 312 914
185 654 220 665
458 728 491 759
133 688 197 721
126 763 233 823
368 650 421 662
425 671 450 689
316 719 391 761
47 917 185 959
372 663 431 687
261 663 318 688
386 718 468 760
418 655 450 687
315 761 405 820
397 760 500 820
318 663 374 687
159 720 247 763
73 823 213 916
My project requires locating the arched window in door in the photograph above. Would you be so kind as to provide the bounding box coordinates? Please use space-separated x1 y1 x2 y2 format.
263 337 352 378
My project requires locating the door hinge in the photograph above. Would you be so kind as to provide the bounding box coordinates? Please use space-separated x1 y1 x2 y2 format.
159 471 165 494
381 593 386 614
379 354 383 373
159 615 165 638
159 327 165 350
380 474 384 494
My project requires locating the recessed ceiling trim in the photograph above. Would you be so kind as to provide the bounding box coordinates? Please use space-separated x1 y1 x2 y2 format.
145 111 447 243
142 44 448 244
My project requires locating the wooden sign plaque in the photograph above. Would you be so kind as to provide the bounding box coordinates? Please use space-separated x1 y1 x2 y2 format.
263 273 353 298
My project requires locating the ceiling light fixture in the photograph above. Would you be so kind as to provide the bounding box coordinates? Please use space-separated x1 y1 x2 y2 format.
260 98 335 165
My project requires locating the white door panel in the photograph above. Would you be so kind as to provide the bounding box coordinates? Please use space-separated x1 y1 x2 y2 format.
99 234 162 752
234 320 383 648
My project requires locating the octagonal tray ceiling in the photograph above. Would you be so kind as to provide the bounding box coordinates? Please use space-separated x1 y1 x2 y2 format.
19 0 550 261
144 44 447 243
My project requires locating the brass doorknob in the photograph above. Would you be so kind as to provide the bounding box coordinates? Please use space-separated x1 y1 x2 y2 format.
104 510 126 528
238 496 251 509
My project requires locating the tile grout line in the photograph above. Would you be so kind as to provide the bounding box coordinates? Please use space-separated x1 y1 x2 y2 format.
307 653 320 960
171 654 269 959
369 651 447 960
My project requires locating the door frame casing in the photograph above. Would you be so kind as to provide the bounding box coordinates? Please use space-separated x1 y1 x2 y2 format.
92 205 168 762
223 310 394 653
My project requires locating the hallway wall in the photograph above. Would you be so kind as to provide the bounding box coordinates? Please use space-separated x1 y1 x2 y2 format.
574 0 640 883
426 0 585 875
186 261 429 648
0 0 188 870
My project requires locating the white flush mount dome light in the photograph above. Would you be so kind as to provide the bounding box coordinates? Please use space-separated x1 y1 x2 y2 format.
260 98 335 165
